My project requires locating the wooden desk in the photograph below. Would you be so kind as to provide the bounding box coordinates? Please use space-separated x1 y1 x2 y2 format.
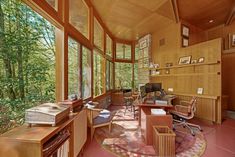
140 106 173 145
138 103 173 125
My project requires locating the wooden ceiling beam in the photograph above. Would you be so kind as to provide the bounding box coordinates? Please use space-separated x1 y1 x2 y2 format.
225 1 235 25
171 0 179 23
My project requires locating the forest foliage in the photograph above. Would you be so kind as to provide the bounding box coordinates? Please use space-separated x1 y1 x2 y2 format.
0 0 56 133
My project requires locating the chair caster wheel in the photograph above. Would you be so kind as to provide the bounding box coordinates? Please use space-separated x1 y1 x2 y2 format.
173 128 176 131
200 129 203 132
192 134 195 136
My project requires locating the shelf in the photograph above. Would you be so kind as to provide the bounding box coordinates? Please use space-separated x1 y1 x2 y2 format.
150 72 219 77
149 61 220 71
172 92 218 100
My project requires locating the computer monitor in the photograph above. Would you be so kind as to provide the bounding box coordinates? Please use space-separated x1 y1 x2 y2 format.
152 83 162 92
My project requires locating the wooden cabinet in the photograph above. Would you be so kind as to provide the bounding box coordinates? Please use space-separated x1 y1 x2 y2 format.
140 107 173 145
0 110 87 157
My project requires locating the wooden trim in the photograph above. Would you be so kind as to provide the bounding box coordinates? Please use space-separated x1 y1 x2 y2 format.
225 1 235 25
171 0 180 23
23 0 63 28
67 24 92 50
64 32 69 99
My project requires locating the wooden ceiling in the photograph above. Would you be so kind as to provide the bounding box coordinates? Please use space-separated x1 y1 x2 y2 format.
90 0 176 40
91 0 235 40
178 0 235 30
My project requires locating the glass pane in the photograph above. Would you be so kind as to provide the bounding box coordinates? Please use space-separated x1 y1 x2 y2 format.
82 47 91 99
68 37 81 98
135 43 139 60
93 50 105 96
45 0 58 10
94 18 104 51
134 63 138 90
110 62 114 89
115 63 132 89
106 34 112 57
69 0 89 39
116 43 131 60
106 60 110 91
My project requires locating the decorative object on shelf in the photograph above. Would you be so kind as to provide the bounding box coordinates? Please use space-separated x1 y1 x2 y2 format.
139 39 148 49
191 59 197 64
165 63 173 67
198 57 204 63
182 37 189 47
165 69 170 74
154 64 159 68
178 56 191 65
197 88 203 95
181 24 189 37
155 71 160 75
149 62 154 68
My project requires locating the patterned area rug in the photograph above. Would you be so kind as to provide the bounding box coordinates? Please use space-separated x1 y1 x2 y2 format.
95 109 206 157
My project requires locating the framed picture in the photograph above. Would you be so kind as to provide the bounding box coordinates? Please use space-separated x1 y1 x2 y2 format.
182 38 189 47
191 59 197 64
139 39 148 49
179 56 191 65
197 88 203 95
229 33 235 47
198 57 204 63
182 25 189 37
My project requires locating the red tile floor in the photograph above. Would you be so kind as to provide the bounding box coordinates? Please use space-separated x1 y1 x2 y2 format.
82 109 235 157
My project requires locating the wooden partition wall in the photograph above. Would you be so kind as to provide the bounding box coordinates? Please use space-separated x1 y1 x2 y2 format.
150 38 222 123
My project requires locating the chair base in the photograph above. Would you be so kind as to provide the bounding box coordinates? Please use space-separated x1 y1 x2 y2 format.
173 119 202 136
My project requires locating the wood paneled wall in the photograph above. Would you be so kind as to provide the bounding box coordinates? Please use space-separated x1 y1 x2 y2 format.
222 53 235 111
205 21 235 111
151 22 222 123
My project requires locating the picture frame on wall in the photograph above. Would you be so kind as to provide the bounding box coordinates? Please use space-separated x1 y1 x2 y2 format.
182 38 189 47
181 25 189 37
229 33 235 48
178 56 191 65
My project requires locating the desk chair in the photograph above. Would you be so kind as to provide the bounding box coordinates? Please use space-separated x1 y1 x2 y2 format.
123 91 134 114
86 107 115 141
169 97 202 136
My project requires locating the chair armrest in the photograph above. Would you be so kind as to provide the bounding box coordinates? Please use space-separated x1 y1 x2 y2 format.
175 105 190 113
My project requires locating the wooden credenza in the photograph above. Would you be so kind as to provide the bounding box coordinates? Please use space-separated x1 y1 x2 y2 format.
140 107 173 145
0 110 87 157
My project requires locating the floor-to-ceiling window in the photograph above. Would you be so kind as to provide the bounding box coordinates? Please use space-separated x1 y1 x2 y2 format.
0 0 56 133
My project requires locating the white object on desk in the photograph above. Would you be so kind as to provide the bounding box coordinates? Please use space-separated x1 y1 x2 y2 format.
155 100 168 105
151 109 166 115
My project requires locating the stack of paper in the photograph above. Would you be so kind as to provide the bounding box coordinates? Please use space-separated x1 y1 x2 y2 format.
151 109 166 115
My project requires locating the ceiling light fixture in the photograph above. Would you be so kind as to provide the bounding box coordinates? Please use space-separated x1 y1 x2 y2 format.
209 20 214 23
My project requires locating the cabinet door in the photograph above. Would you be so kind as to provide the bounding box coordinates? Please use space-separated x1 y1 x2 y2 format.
73 110 87 157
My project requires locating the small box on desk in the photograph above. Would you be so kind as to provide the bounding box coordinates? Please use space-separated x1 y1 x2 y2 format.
153 126 176 157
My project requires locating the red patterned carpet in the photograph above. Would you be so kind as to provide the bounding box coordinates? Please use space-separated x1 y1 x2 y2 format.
94 108 206 157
